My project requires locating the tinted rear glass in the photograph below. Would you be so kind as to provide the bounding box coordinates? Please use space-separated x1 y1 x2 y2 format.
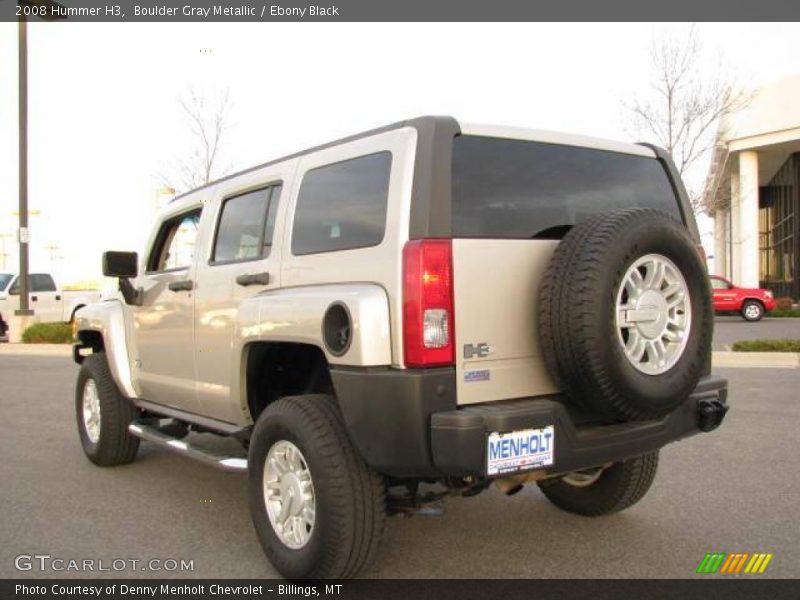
451 135 681 239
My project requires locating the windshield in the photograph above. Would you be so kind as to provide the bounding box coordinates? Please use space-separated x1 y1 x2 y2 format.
0 274 12 292
451 135 683 239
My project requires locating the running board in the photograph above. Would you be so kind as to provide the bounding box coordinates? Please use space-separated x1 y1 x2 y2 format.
128 422 248 472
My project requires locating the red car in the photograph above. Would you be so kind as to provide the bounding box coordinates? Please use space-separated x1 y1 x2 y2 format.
710 275 776 321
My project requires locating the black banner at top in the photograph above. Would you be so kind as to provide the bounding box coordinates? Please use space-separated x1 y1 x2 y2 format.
4 0 800 22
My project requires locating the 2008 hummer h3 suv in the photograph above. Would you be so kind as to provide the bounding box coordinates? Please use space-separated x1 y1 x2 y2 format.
73 117 728 579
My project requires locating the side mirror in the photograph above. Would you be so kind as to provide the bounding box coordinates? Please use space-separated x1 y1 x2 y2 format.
102 251 141 306
103 251 138 279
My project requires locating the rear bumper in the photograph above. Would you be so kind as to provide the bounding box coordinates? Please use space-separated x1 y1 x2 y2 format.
431 376 727 476
331 367 728 479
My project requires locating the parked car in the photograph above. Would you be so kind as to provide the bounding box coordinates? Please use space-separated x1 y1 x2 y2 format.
72 117 728 579
710 275 775 321
0 272 101 338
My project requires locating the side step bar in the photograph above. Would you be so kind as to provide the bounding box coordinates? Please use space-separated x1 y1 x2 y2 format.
128 422 248 472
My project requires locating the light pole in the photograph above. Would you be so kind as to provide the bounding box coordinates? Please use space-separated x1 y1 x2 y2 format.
16 1 65 323
16 15 32 317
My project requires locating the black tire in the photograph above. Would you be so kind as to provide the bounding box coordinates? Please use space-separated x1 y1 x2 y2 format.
741 299 764 322
248 395 386 579
538 208 713 420
537 452 659 516
75 352 139 466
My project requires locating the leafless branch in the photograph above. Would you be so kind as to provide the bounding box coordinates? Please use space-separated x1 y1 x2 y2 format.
623 26 752 213
158 88 234 194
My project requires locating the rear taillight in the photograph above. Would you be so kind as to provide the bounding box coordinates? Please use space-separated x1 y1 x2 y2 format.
403 239 455 367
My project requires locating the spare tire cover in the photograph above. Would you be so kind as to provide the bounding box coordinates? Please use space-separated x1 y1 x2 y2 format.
538 208 712 420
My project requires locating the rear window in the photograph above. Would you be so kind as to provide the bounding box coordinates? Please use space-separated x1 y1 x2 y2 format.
451 135 681 239
292 152 392 255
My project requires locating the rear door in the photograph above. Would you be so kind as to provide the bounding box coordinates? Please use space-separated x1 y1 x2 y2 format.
450 132 686 405
29 274 63 321
193 166 290 424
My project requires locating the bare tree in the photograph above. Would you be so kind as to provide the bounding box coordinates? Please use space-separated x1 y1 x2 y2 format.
159 88 234 193
626 26 751 211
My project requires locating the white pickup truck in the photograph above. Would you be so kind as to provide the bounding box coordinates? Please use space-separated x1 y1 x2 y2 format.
0 272 101 337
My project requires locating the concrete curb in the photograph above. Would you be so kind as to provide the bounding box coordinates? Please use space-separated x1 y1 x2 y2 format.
0 343 72 357
712 351 800 369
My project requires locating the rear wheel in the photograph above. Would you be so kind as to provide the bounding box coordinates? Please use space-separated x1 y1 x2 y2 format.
537 452 659 516
741 300 764 322
248 395 386 579
75 353 140 466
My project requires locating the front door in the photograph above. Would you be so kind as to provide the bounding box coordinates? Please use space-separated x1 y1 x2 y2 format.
193 176 286 423
133 208 203 414
711 277 737 311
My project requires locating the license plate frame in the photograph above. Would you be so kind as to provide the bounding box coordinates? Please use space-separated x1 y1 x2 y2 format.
486 425 555 476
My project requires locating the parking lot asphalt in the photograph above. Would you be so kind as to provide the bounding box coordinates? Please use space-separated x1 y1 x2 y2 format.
713 316 800 350
1 355 798 579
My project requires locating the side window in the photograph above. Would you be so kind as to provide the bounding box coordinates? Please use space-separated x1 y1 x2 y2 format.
147 210 202 273
30 274 56 292
711 278 729 290
8 274 56 293
212 184 282 264
292 152 392 256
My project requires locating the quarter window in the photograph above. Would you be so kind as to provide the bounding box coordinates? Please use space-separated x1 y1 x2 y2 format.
292 152 392 255
212 185 282 263
147 210 202 272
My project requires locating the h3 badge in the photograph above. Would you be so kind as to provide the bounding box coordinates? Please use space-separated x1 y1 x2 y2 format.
464 343 491 359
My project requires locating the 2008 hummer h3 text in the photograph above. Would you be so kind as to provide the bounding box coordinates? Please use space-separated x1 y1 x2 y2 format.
73 117 728 579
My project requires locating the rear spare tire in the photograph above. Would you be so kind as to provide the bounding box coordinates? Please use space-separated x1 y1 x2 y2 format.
538 208 712 420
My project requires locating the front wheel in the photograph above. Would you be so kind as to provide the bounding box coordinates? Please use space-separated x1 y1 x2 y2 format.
248 395 386 579
741 300 764 322
537 452 659 516
75 353 140 466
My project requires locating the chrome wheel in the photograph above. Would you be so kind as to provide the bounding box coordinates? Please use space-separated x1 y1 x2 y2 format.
263 440 315 549
82 379 101 444
744 303 762 320
562 467 604 488
615 254 691 375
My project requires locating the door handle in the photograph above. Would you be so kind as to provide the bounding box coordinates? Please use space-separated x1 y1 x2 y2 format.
32 295 38 302
236 272 270 286
168 280 194 292
55 295 61 301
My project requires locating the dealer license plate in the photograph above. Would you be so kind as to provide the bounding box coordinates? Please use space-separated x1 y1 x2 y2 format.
486 425 555 476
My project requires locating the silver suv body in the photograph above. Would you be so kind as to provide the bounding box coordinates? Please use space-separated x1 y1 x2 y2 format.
72 116 728 578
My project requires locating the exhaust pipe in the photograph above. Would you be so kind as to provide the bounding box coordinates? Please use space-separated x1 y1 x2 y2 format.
493 470 548 496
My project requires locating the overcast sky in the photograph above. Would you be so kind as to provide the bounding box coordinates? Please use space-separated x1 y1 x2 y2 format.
1 22 799 283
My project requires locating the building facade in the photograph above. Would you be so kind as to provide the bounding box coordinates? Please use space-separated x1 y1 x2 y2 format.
704 75 800 299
